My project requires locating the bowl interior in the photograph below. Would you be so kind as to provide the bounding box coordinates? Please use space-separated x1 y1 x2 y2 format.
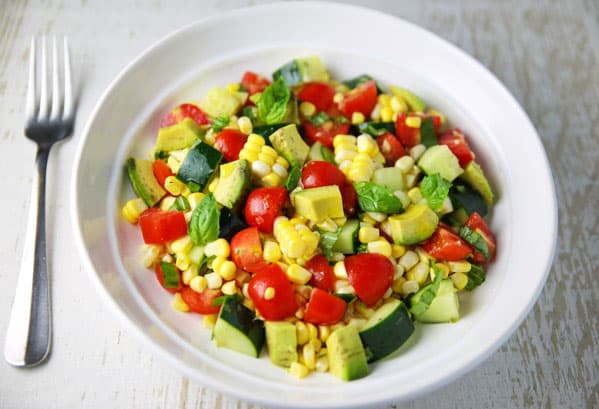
72 3 555 408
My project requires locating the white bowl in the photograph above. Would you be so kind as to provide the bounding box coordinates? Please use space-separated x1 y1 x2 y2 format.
71 2 557 407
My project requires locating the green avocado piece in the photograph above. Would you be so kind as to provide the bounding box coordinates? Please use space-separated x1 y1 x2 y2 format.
389 85 426 113
326 325 368 381
281 94 300 125
412 279 460 323
265 321 297 368
213 159 250 212
269 124 310 166
176 141 222 192
418 145 463 182
126 158 166 207
459 161 495 207
199 87 246 118
293 185 344 222
388 204 439 245
155 117 202 152
372 167 405 192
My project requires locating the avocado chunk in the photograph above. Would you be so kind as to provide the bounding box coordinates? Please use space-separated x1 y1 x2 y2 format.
269 124 310 166
372 167 405 192
412 279 460 323
199 87 246 118
281 94 300 125
389 85 426 112
155 117 202 153
459 161 494 207
176 141 222 192
213 159 250 212
265 321 297 368
273 56 330 87
418 145 463 182
388 204 439 245
126 158 166 207
326 325 368 381
294 186 344 222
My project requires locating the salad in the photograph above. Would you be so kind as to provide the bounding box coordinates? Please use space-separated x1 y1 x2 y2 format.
122 56 497 381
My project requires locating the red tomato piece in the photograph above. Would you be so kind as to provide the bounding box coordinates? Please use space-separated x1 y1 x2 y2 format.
395 113 421 148
465 212 497 262
155 263 181 293
345 253 394 307
160 103 209 127
306 254 336 292
340 182 358 217
230 227 268 273
248 264 298 320
303 288 346 325
301 161 346 189
214 129 248 162
377 132 406 166
139 208 188 244
241 71 271 95
180 287 221 315
152 159 173 188
422 225 473 261
243 187 288 234
303 120 350 148
438 129 475 168
297 82 336 112
338 80 377 117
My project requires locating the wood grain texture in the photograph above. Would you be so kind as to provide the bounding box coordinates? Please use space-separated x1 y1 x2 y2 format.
0 0 596 408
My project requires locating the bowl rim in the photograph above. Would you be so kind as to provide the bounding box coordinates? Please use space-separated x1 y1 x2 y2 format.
71 1 558 407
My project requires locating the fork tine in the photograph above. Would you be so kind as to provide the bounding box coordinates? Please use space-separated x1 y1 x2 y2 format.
38 37 49 119
25 37 36 120
62 37 73 119
50 37 61 120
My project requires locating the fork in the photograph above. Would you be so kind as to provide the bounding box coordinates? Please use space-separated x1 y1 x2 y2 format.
4 37 75 367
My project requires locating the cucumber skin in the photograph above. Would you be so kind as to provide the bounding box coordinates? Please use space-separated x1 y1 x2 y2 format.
176 142 222 191
214 297 264 357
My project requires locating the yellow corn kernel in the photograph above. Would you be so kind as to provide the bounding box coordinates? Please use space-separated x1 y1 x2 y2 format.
351 111 365 125
333 92 344 103
237 116 253 134
141 244 163 268
392 276 407 293
171 235 193 255
217 260 237 281
306 323 318 341
392 244 407 259
401 280 419 296
451 272 469 290
159 196 176 211
316 217 338 232
187 192 206 209
435 262 450 278
367 239 392 257
360 213 377 225
377 94 391 106
315 355 329 372
390 95 408 113
263 240 282 263
333 134 356 147
247 133 265 146
406 262 429 285
206 176 219 192
163 176 185 196
399 250 419 270
405 116 422 128
275 156 289 169
303 342 316 370
172 293 190 312
122 198 148 224
238 149 258 162
288 362 310 379
189 275 207 294
448 261 472 273
355 302 374 319
175 254 191 271
182 266 198 285
380 106 394 122
204 238 231 258
226 82 240 93
205 272 223 289
264 286 276 300
296 321 309 345
221 280 238 295
286 264 312 285
210 255 226 272
318 325 331 343
407 187 422 204
203 314 217 329
262 172 282 187
299 101 316 118
359 225 380 243
409 144 426 161
333 261 348 279
415 247 431 264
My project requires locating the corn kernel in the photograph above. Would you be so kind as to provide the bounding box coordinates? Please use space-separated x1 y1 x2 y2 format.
315 356 329 372
407 187 423 204
355 302 374 319
409 144 426 161
394 190 411 208
226 82 240 93
159 196 176 211
262 172 282 187
217 260 237 281
189 275 207 293
401 280 419 296
182 266 198 285
289 362 309 379
187 192 206 209
210 255 227 272
299 101 316 118
415 247 431 264
438 196 454 215
449 261 472 273
237 116 253 134
207 177 219 193
435 262 450 278
351 111 365 125
451 272 469 290
286 264 312 285
161 254 174 263
405 116 422 128
275 156 289 169
390 95 408 113
392 276 406 293
205 272 223 289
251 160 271 178
395 155 414 173
399 250 419 270
359 225 380 243
316 217 337 232
141 244 163 268
263 240 282 262
319 326 331 343
264 286 276 300
406 262 430 285
272 163 288 178
163 176 185 196
203 314 217 329
303 342 316 370
175 254 190 271
333 261 348 279
366 211 387 222
306 323 318 341
380 106 394 122
367 239 392 257
171 236 193 255
296 321 309 345
221 280 238 295
172 293 190 312
333 92 344 103
122 198 148 224
392 244 407 259
204 238 230 258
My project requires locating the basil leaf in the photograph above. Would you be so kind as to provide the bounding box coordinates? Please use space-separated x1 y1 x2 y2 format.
212 115 230 133
459 226 490 260
285 165 301 191
319 228 341 261
357 243 368 254
420 173 451 211
420 116 438 148
310 111 330 127
169 196 190 211
159 261 180 289
257 77 291 124
465 263 486 291
353 181 403 214
189 193 220 245
409 261 443 316
320 145 336 164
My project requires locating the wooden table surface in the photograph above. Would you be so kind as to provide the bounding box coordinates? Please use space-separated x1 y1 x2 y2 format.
1 1 597 408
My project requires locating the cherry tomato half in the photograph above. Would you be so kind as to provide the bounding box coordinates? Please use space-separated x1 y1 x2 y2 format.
155 263 181 293
340 182 358 217
438 129 475 168
377 132 406 166
303 288 346 325
230 227 268 273
214 129 248 162
465 212 497 263
249 264 298 320
338 80 377 117
303 120 350 148
306 254 336 292
297 82 336 112
180 287 221 315
241 71 271 95
139 208 188 244
395 113 442 148
301 161 346 189
244 187 288 234
160 103 210 128
345 253 394 307
422 225 473 261
152 159 173 188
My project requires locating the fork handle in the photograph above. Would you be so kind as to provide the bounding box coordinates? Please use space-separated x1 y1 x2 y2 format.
4 145 52 367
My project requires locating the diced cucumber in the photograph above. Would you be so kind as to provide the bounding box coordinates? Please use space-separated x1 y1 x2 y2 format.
332 219 359 254
359 299 414 362
342 74 384 94
411 279 460 323
176 141 222 192
308 141 335 163
213 296 265 357
449 182 488 217
252 123 290 144
372 167 404 192
335 293 357 303
418 145 463 182
273 56 330 87
218 207 248 241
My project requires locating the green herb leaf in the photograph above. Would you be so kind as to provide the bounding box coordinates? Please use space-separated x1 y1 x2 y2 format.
320 145 336 164
257 77 291 124
459 226 490 260
319 228 341 261
212 115 230 133
285 165 301 191
420 173 452 211
420 116 438 148
159 261 180 289
334 115 349 124
310 111 330 127
169 196 190 211
409 261 443 316
242 105 258 122
353 181 403 214
465 263 486 291
357 243 368 254
189 193 220 245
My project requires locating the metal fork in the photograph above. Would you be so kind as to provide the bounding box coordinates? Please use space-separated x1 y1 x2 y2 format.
4 37 75 367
